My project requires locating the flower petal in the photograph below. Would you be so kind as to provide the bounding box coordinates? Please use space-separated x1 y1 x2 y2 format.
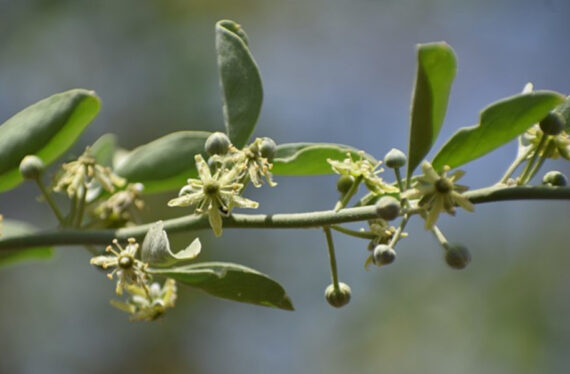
167 192 205 207
451 191 475 212
194 154 212 180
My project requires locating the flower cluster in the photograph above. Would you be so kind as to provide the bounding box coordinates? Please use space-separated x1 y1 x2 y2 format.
169 133 278 237
90 237 177 321
523 124 570 160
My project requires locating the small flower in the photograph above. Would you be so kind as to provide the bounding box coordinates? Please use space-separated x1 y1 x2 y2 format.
110 278 177 322
168 154 258 236
363 219 403 269
328 152 398 195
93 183 144 226
90 238 149 295
53 148 126 198
523 125 570 160
403 161 474 230
0 214 3 237
232 138 277 188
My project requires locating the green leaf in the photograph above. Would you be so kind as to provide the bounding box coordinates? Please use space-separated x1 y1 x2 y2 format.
407 42 457 179
554 95 570 132
0 89 101 193
432 91 565 171
141 221 201 267
216 20 263 149
0 219 53 267
90 133 117 167
115 131 211 194
272 143 376 176
149 262 294 310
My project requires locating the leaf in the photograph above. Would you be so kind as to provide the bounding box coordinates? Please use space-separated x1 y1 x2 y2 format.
114 131 211 194
554 95 570 132
432 91 565 171
216 20 263 149
0 219 53 267
90 133 117 167
141 221 201 267
407 42 457 179
149 262 294 310
272 143 377 176
0 89 101 193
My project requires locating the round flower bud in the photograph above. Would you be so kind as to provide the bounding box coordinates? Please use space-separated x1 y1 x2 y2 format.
324 282 351 308
373 244 396 266
259 137 277 161
539 112 565 136
542 170 567 187
383 148 407 169
445 243 471 270
205 132 231 156
19 155 44 180
336 175 355 194
375 196 401 221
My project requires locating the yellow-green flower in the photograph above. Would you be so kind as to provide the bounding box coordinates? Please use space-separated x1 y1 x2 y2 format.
110 278 177 322
53 148 126 198
403 161 474 230
93 183 144 226
90 238 149 295
524 125 570 160
328 152 398 195
168 154 258 236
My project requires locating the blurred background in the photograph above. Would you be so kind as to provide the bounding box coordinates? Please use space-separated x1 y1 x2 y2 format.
1 0 569 373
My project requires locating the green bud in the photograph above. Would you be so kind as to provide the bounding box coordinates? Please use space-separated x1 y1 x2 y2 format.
336 175 355 194
19 155 44 180
324 282 351 308
375 196 400 221
539 112 565 136
383 148 407 169
445 243 471 270
373 244 396 266
542 170 567 187
259 137 277 162
205 132 231 156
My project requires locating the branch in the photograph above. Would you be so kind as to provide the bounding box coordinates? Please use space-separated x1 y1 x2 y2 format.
1 185 569 250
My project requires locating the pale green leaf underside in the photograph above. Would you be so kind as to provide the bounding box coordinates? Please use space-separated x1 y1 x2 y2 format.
0 89 100 193
115 131 211 194
141 221 201 267
554 95 570 132
407 42 457 179
0 220 53 267
149 262 294 310
273 143 377 176
432 90 565 171
216 20 263 149
90 133 117 167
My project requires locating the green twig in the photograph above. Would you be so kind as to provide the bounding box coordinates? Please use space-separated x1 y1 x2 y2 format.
323 226 340 292
35 179 65 225
1 185 570 251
